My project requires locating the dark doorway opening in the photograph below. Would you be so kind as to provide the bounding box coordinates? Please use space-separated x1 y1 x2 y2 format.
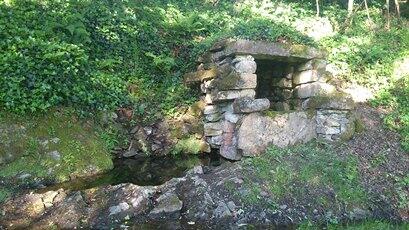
255 59 294 111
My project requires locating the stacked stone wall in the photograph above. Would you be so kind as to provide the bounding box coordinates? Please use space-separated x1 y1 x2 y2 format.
184 39 356 160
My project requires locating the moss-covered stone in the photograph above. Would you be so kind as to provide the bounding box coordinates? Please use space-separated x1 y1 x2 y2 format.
0 108 113 184
171 136 203 155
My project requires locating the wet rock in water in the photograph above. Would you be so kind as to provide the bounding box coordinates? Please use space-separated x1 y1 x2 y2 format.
150 191 183 216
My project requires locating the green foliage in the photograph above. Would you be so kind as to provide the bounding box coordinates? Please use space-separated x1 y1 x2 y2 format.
244 142 367 209
298 220 409 230
372 77 409 152
0 0 317 116
0 39 89 113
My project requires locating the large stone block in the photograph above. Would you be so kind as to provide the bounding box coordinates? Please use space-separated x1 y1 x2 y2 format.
204 122 223 136
302 95 355 110
224 40 326 60
238 112 316 156
295 82 336 99
232 98 270 113
210 71 257 90
205 113 222 122
203 105 219 115
297 59 327 71
232 55 257 74
211 89 256 102
293 70 319 85
224 111 241 123
184 67 218 83
220 121 241 160
207 135 223 147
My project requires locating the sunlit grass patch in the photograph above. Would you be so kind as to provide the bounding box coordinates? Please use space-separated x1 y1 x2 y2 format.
243 141 367 209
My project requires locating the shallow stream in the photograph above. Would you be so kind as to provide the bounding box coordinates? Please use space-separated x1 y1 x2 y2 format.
38 152 220 192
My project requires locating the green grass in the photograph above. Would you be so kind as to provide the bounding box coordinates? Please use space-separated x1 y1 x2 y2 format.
298 220 409 230
243 141 367 209
0 188 11 203
371 77 409 152
0 108 113 184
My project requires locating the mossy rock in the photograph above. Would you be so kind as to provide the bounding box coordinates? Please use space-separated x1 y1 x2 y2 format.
0 108 113 184
171 136 206 155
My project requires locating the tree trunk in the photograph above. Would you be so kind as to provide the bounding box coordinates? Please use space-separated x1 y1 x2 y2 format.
364 0 371 21
348 0 354 16
386 0 391 29
394 0 401 17
316 0 320 17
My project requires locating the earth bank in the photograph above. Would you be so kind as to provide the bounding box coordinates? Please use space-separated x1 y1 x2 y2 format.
1 105 408 229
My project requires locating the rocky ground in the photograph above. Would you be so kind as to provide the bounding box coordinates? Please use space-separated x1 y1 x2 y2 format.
1 104 408 229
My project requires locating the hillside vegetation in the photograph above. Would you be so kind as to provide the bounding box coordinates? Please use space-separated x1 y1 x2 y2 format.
1 0 408 149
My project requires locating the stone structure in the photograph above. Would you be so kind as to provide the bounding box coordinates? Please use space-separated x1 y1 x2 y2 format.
184 39 356 160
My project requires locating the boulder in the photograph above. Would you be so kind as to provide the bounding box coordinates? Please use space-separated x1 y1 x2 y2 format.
224 111 241 123
205 113 222 122
207 135 223 147
237 112 316 156
232 98 270 113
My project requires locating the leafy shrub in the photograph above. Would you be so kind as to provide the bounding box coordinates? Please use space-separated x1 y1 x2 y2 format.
0 39 89 113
